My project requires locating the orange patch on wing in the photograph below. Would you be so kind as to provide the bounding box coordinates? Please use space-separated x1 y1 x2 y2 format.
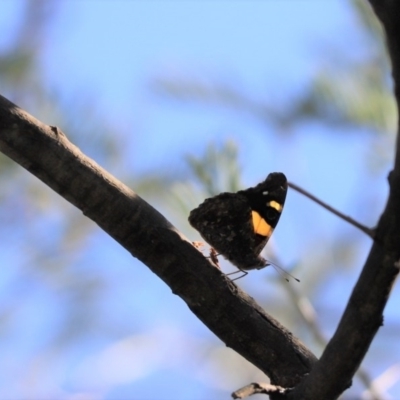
251 211 273 237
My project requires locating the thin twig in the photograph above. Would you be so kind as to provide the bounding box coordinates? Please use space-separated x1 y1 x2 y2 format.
288 181 375 239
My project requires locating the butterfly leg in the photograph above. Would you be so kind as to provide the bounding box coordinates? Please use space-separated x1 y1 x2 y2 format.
226 269 248 281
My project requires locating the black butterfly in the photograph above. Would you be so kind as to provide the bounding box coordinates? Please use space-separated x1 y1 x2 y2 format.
189 172 287 272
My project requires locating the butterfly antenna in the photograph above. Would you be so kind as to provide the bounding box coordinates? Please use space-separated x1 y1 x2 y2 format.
268 261 300 283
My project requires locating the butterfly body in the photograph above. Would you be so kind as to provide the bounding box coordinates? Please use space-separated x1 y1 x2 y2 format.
189 172 287 271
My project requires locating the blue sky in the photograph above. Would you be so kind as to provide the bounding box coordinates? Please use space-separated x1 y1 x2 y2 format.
1 1 399 399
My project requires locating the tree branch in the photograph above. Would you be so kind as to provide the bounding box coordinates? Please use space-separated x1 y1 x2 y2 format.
286 1 400 398
0 94 316 388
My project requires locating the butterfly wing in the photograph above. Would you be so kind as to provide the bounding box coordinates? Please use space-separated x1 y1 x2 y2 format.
189 172 287 271
189 192 266 270
240 172 287 257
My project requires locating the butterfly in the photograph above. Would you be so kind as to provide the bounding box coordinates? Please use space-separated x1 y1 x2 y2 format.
189 172 287 272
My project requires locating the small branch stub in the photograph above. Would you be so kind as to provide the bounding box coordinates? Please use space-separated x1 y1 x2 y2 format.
232 382 289 399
